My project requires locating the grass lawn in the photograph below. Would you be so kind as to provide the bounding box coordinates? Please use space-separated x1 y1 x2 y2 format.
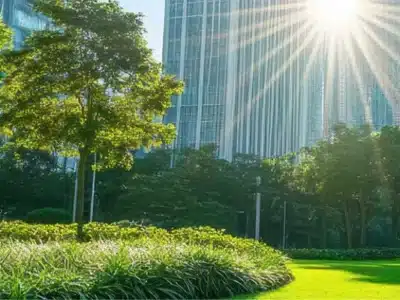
251 260 400 299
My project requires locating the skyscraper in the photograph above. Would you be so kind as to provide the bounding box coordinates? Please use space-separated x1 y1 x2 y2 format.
163 0 399 160
0 0 50 49
163 0 324 160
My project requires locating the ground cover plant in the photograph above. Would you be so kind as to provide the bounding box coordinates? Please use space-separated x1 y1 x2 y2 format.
0 223 293 299
247 260 400 299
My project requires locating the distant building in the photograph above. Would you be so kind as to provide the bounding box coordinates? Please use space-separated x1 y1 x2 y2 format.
0 0 50 49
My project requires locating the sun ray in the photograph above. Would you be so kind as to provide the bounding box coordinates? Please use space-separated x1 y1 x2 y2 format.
351 24 400 112
301 39 323 81
360 11 400 40
342 35 373 125
226 24 320 150
358 20 400 67
225 2 308 17
250 21 314 75
230 26 319 130
233 11 309 50
252 27 319 105
367 1 400 15
322 35 339 136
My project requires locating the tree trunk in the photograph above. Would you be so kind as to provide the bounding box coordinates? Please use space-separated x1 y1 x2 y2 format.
245 212 249 238
75 151 88 241
307 232 312 248
343 201 353 249
392 192 399 246
359 194 367 247
320 208 328 249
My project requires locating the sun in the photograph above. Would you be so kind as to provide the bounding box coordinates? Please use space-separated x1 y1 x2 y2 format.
307 0 361 34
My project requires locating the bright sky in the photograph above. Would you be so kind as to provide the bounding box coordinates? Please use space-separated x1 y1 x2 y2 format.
118 0 165 62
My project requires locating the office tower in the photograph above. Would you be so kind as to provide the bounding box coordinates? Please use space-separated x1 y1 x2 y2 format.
163 0 323 160
163 0 399 159
0 0 50 49
163 0 231 152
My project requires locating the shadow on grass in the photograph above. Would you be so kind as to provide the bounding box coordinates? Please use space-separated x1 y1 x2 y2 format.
297 260 400 285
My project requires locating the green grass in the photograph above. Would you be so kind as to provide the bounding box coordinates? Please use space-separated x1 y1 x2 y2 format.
250 260 400 299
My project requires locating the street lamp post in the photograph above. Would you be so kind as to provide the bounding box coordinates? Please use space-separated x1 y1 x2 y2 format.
72 158 78 222
255 176 261 240
282 200 287 249
89 153 97 222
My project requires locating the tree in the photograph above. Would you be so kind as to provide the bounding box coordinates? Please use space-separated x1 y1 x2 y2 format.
378 126 400 245
0 0 183 238
296 124 381 248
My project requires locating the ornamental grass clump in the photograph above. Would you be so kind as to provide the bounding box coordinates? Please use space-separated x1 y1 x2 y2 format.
0 238 293 299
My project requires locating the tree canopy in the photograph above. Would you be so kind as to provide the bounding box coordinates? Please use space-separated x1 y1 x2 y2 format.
0 0 183 236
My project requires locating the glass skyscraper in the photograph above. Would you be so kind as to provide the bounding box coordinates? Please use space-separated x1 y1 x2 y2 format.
163 0 399 159
0 0 50 49
163 0 324 160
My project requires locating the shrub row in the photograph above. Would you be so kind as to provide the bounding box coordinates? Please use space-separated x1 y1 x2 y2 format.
0 221 167 242
284 248 400 260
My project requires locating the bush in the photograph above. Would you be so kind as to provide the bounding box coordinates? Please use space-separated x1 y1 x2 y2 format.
26 208 71 224
284 248 400 260
0 224 293 299
0 221 167 242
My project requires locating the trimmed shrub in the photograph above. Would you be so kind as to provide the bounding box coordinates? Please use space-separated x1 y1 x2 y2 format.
0 221 167 242
26 208 71 224
0 238 293 299
284 248 400 260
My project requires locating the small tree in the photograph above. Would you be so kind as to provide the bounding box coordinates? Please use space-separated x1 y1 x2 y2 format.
0 0 183 238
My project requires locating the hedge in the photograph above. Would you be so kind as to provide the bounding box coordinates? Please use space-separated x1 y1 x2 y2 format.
0 221 167 242
284 248 400 260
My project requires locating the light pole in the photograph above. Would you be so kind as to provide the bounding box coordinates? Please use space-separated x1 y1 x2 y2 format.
255 176 261 240
72 158 78 222
282 200 287 249
89 153 97 222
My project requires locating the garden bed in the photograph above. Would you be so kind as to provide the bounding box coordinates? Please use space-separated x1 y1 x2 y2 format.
0 223 293 299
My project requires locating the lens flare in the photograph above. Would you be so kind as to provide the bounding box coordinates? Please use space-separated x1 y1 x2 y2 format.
307 0 361 33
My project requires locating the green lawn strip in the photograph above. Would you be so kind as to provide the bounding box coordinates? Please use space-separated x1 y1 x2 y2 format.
247 260 400 299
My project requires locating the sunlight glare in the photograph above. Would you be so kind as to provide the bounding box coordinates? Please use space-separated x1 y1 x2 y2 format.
308 0 360 34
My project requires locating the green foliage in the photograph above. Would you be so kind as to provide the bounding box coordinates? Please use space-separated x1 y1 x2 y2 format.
0 20 12 64
100 145 294 239
0 147 74 219
0 0 183 231
0 221 77 242
292 124 392 249
284 248 400 260
0 222 285 264
0 224 292 299
0 21 12 49
26 208 71 224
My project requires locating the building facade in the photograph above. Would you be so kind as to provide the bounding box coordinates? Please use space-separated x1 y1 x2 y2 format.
0 0 50 49
163 0 324 160
164 0 399 159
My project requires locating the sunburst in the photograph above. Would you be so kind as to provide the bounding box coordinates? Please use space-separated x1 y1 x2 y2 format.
224 0 400 156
